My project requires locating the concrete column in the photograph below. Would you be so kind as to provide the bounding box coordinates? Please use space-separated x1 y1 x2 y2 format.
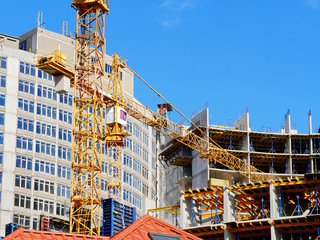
224 230 236 240
270 183 279 219
223 186 236 240
1 56 19 235
270 183 281 240
285 111 293 176
309 111 314 173
179 194 193 229
270 225 281 240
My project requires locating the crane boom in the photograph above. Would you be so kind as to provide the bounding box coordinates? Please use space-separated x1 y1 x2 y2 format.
37 52 270 197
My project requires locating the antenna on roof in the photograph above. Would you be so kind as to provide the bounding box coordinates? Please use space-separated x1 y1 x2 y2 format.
62 21 68 36
37 11 45 29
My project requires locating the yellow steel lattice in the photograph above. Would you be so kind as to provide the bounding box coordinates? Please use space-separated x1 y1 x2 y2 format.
70 1 108 235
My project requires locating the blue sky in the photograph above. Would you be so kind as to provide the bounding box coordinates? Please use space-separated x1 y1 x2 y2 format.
2 0 320 133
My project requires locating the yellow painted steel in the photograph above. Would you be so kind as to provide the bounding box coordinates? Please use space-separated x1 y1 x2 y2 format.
69 0 108 235
121 97 270 182
37 53 271 184
104 54 128 200
147 205 180 213
210 125 238 130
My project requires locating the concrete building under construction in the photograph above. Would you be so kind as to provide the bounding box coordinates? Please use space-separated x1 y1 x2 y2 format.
156 108 320 239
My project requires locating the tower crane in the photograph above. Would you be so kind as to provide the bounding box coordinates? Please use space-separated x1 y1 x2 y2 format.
36 0 272 236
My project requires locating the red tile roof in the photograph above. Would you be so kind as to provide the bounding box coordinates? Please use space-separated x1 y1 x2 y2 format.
3 215 201 240
3 228 110 240
111 215 201 240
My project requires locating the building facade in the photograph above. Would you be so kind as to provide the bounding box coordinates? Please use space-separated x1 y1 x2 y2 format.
0 27 160 236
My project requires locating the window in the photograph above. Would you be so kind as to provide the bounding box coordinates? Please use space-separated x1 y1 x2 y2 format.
56 203 69 217
133 159 141 174
149 233 181 240
123 189 132 203
123 171 132 186
36 103 57 119
33 198 54 214
16 136 32 150
14 194 31 209
133 175 142 192
0 75 6 88
132 193 142 209
19 40 27 51
16 155 32 170
143 133 149 146
142 165 148 180
105 64 112 73
19 80 35 94
17 117 33 132
101 179 107 191
58 128 72 142
19 62 36 76
124 137 132 150
59 92 72 106
57 165 71 180
143 149 148 162
38 69 54 81
59 109 72 124
32 218 39 230
13 214 30 227
18 98 34 113
58 146 72 161
0 94 5 106
15 175 32 189
37 85 57 101
123 154 132 168
35 140 56 157
127 121 133 133
102 161 107 173
0 152 3 164
0 57 7 69
34 178 55 194
0 113 4 125
133 124 142 141
143 183 148 196
133 141 142 157
0 132 3 145
57 184 70 198
123 189 141 210
36 122 56 138
35 160 55 175
0 172 2 184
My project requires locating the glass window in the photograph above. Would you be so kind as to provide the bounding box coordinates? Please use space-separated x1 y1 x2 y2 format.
149 233 181 240
0 76 6 88
1 57 7 69
0 94 5 106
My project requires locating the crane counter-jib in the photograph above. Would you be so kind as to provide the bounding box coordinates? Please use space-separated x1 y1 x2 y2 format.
35 53 271 183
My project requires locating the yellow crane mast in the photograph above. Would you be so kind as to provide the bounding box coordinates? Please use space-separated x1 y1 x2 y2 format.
70 0 108 235
104 53 128 200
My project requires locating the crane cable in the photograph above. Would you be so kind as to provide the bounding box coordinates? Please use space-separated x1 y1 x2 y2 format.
125 63 219 150
124 63 268 180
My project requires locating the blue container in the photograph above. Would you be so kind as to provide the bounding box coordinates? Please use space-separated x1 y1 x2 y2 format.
5 223 18 236
102 198 137 236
